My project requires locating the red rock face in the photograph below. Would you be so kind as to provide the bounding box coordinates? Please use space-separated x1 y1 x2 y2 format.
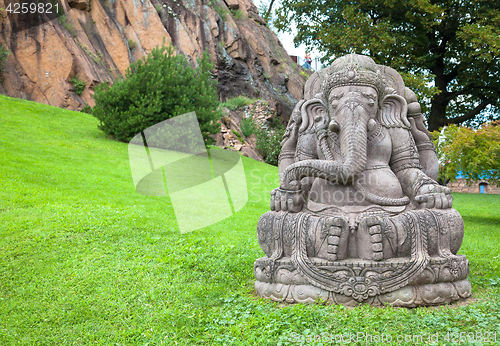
0 0 307 120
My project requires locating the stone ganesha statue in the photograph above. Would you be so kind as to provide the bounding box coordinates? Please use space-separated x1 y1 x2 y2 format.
254 54 471 307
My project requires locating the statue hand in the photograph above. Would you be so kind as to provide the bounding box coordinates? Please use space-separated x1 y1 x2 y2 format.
271 184 304 213
415 184 453 209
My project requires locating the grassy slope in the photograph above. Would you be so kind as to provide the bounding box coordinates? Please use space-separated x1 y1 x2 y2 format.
0 95 499 345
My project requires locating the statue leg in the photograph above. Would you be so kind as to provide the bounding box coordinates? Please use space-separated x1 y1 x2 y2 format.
380 208 464 258
311 215 349 261
426 208 464 256
256 211 286 259
257 211 350 261
356 215 387 261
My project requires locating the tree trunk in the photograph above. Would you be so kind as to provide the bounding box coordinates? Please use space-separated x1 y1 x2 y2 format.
428 92 449 132
428 55 450 132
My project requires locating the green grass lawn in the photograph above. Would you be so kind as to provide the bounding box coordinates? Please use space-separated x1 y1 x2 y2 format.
1 95 499 345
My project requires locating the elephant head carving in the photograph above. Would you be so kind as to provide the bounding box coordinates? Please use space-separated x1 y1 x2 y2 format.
280 55 411 192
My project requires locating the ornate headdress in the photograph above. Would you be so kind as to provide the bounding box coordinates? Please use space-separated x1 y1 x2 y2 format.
317 54 386 102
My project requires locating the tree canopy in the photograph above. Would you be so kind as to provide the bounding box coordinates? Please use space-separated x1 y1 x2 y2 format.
275 0 500 131
432 121 500 186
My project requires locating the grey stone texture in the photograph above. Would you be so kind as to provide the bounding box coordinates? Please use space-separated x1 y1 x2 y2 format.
254 54 471 307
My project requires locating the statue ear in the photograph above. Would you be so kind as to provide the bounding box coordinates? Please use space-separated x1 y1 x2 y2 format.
379 94 411 129
300 98 327 133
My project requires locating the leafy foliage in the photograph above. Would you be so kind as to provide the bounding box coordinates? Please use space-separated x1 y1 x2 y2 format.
231 129 244 143
0 43 10 82
127 39 137 51
80 105 92 114
209 0 229 21
92 41 220 144
230 8 245 20
240 117 256 137
257 0 278 29
275 0 500 131
255 118 286 166
69 76 86 96
432 121 500 186
221 96 256 110
58 15 76 37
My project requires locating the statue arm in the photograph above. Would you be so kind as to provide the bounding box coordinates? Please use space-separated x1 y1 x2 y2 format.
404 88 439 180
273 104 318 213
273 130 318 212
278 100 318 174
389 127 452 209
408 114 439 180
278 121 299 174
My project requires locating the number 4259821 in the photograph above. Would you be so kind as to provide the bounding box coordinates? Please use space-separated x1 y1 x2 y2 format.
5 2 59 14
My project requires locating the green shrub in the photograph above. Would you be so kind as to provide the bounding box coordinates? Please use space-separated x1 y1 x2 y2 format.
127 39 137 51
80 105 92 114
240 117 255 137
255 118 286 166
69 76 86 96
93 51 103 65
78 42 104 65
211 1 229 20
231 129 244 143
0 43 10 82
230 9 245 20
221 96 256 110
92 40 220 144
58 15 76 37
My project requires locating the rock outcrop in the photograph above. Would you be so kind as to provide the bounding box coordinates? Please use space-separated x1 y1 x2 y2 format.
0 0 307 120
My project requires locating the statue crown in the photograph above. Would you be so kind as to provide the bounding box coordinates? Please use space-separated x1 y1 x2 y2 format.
319 54 386 101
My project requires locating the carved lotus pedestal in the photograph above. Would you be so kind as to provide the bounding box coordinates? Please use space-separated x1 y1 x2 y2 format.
254 257 471 307
254 210 471 307
253 54 471 307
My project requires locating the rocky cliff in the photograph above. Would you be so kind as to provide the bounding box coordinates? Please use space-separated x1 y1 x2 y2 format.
0 0 307 119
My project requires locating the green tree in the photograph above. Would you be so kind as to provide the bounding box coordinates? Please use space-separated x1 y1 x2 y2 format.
432 121 500 186
257 0 277 24
92 41 220 143
275 0 500 131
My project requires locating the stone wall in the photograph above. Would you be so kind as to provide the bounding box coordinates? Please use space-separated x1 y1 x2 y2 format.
447 179 500 194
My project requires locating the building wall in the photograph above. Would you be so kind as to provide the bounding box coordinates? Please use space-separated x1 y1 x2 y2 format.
447 179 500 194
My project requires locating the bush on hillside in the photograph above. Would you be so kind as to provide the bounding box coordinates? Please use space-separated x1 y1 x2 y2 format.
0 44 10 82
255 118 286 166
70 76 86 96
221 96 256 110
92 41 220 144
240 117 255 137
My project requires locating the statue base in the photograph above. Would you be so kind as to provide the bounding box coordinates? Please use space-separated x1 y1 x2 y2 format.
254 256 471 307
